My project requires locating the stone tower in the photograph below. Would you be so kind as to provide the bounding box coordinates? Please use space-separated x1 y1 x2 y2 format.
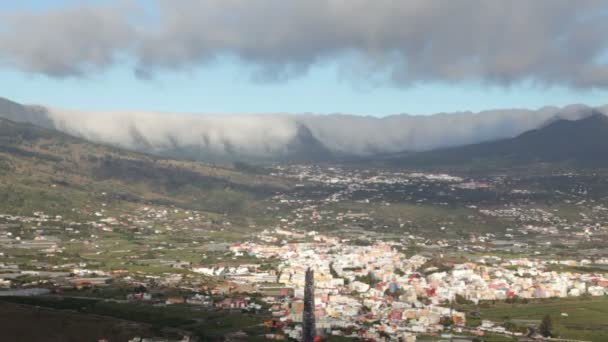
302 267 316 342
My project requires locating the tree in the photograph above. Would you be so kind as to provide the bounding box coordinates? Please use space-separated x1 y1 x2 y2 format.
329 262 339 278
503 321 518 332
355 272 378 286
455 294 473 305
539 314 553 337
440 316 453 327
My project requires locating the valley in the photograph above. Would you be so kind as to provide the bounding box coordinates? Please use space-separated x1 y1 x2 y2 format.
0 115 607 341
3 2 608 341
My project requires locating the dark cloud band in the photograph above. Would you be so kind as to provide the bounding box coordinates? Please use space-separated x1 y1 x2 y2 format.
2 0 608 88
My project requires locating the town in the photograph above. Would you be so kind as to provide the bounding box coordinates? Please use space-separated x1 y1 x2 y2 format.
1 166 608 341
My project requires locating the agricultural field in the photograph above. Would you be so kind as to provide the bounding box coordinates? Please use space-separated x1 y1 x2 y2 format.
0 296 272 341
460 297 608 342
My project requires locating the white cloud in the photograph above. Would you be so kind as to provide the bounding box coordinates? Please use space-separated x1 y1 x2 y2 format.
43 104 602 160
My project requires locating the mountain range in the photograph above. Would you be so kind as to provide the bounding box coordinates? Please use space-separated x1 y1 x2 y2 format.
1 96 607 165
384 112 608 169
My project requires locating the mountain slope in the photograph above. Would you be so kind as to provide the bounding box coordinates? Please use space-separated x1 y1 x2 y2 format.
386 112 608 169
0 118 288 218
283 124 334 162
3 96 607 163
0 97 54 128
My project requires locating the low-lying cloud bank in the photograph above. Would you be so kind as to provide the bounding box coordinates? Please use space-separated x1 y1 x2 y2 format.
1 97 605 162
43 104 606 161
49 109 300 159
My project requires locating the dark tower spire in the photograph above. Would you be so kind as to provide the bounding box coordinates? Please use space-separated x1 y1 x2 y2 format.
302 267 316 342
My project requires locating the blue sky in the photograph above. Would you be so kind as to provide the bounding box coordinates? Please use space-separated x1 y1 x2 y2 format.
2 61 608 116
1 0 608 116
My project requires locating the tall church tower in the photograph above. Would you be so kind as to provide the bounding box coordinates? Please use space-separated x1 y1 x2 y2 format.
302 267 316 342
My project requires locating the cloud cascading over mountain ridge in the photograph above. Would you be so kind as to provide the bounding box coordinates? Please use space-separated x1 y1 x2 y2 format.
1 96 605 162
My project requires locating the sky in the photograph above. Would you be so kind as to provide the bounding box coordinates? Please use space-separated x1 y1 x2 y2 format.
1 0 608 116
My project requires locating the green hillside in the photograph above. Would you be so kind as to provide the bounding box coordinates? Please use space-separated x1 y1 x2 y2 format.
0 118 288 218
385 112 608 170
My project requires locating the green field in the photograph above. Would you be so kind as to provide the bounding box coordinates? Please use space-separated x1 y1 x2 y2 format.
462 297 608 342
0 296 271 341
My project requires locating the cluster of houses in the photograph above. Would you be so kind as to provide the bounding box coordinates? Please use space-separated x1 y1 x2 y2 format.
271 165 464 186
223 228 608 340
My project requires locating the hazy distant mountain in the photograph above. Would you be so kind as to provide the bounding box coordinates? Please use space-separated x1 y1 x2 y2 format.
0 97 54 128
1 96 606 163
283 124 334 162
386 111 608 168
